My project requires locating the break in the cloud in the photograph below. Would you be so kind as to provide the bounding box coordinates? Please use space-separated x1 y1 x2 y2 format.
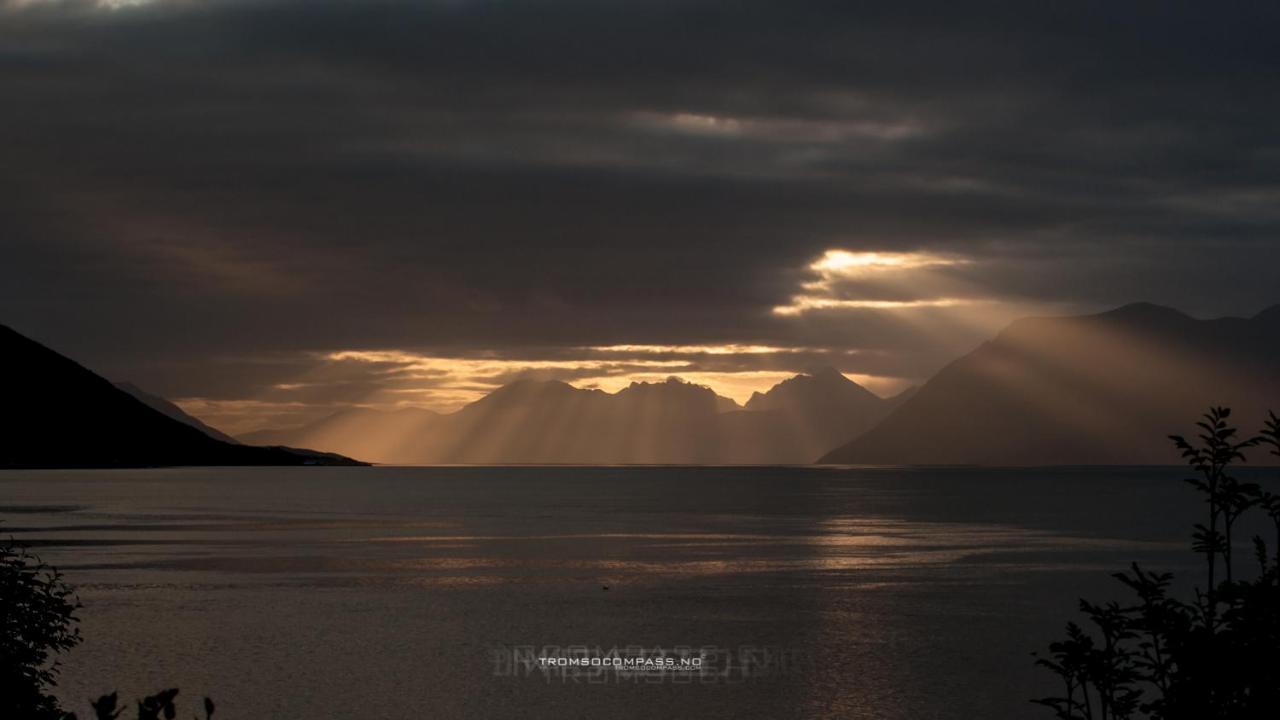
772 250 982 315
2 0 1278 432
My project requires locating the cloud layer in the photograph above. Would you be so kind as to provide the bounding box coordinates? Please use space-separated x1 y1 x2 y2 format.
2 1 1278 430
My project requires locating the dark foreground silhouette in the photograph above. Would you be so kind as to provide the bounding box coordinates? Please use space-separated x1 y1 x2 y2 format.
114 381 241 445
1 534 215 720
1034 408 1280 719
0 324 363 468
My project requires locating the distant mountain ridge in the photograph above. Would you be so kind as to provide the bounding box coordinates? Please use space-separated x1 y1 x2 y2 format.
820 303 1280 466
746 366 880 411
719 367 910 464
0 324 364 468
241 371 902 464
115 381 240 444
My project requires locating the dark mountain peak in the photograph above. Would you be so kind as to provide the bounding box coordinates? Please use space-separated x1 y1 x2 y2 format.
1 324 363 467
620 376 709 394
489 377 578 396
821 303 1280 466
1253 304 1280 322
745 367 879 413
1088 302 1278 326
885 385 918 405
465 377 590 412
1102 302 1191 321
998 302 1194 345
805 365 850 383
615 377 724 413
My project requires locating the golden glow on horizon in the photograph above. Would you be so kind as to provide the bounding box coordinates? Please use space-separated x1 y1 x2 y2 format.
587 343 815 355
317 346 891 411
321 351 830 406
324 349 688 372
582 370 795 402
178 347 911 435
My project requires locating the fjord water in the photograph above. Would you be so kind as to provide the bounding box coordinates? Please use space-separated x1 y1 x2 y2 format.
0 467 1212 719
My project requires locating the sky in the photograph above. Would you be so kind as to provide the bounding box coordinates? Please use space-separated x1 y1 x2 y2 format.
3 0 1279 435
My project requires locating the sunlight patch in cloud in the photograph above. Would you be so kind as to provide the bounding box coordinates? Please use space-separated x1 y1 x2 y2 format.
667 112 743 136
773 297 980 315
773 249 983 316
809 250 967 275
587 343 814 355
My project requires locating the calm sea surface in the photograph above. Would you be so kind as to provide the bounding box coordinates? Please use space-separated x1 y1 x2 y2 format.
0 466 1232 719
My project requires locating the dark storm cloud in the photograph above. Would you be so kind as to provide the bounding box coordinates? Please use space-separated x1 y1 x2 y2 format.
2 0 1279 421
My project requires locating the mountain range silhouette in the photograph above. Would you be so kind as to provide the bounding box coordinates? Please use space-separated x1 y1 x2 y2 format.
242 371 906 464
6 302 1277 467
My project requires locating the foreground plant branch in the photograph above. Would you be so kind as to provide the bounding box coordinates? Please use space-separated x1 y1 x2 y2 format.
1034 407 1280 719
0 535 215 720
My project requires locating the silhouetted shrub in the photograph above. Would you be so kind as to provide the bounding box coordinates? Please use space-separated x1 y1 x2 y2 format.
81 688 213 720
74 688 213 720
1 534 82 719
1034 407 1280 719
1 534 214 720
